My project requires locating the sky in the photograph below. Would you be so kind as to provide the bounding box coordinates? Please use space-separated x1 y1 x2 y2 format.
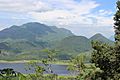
0 0 116 38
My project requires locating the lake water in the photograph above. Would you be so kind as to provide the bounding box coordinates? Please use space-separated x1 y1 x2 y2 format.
0 63 73 76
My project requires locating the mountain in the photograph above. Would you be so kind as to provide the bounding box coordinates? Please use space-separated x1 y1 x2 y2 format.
55 36 92 55
0 22 73 52
0 22 114 60
89 33 114 45
39 26 74 42
55 34 114 56
0 22 73 41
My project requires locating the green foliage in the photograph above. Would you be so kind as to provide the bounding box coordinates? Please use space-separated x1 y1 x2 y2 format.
25 49 59 80
91 41 117 79
41 49 59 74
0 68 26 80
26 62 45 80
114 0 120 75
68 54 101 80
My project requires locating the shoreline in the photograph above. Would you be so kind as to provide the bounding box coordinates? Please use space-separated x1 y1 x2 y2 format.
0 60 70 65
0 60 32 63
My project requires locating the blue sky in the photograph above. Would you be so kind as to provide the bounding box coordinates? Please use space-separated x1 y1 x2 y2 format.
0 0 116 38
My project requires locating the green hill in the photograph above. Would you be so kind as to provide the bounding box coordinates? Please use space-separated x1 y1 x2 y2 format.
0 22 114 60
16 36 93 60
55 36 92 55
0 22 73 41
0 22 73 53
89 33 114 45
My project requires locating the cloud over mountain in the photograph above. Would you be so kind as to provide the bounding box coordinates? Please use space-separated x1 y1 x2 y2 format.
0 0 114 37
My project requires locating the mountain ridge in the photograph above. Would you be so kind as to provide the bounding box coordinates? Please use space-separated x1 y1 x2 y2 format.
0 22 74 53
0 22 114 60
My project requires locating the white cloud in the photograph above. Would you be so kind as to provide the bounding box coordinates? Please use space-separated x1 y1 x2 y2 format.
28 0 101 26
0 0 114 37
98 10 113 16
0 0 113 27
28 0 113 28
85 14 113 27
0 0 52 12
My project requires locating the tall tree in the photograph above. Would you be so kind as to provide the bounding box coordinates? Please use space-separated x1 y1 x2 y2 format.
91 41 115 79
114 0 120 42
114 0 120 75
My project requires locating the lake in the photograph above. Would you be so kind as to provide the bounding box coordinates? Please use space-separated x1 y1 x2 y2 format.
0 63 74 76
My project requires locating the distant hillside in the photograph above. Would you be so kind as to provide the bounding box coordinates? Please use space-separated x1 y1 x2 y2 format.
39 26 74 42
0 42 10 50
0 22 73 52
55 36 92 55
0 22 114 60
14 35 93 60
0 22 73 41
90 33 114 45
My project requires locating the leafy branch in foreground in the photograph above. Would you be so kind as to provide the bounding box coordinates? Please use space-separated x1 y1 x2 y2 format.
0 68 26 80
68 54 101 80
26 49 59 80
41 49 58 74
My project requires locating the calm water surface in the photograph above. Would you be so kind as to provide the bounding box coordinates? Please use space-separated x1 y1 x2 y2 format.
0 63 73 75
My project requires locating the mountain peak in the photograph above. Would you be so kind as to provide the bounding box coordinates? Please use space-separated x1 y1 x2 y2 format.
92 33 104 37
0 22 73 40
90 33 114 45
22 22 44 26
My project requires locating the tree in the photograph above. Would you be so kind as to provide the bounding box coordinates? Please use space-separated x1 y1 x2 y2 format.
68 54 101 80
26 49 59 80
41 49 58 74
91 1 120 79
0 68 26 80
91 41 116 79
114 0 120 75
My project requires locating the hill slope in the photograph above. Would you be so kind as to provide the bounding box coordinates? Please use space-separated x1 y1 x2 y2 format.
89 33 114 45
0 22 73 41
55 36 92 55
0 22 114 60
0 22 73 52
